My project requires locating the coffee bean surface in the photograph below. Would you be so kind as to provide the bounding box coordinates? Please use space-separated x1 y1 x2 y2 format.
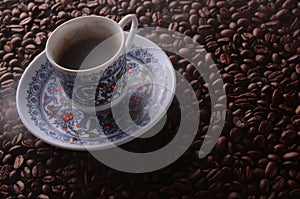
0 0 300 198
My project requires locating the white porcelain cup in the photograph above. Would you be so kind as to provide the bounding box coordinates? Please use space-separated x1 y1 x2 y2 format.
46 14 138 112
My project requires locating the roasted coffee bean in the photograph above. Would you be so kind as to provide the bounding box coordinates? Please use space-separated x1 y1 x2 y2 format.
21 167 31 180
283 152 300 160
220 29 234 38
253 135 266 150
219 53 231 64
288 180 300 189
21 139 34 148
187 169 201 182
159 33 172 43
244 166 252 181
228 192 241 199
27 149 37 159
295 105 300 115
13 181 24 194
42 175 55 183
272 88 283 103
32 163 44 178
255 54 265 63
265 162 278 178
11 133 23 145
214 136 227 153
45 157 56 168
206 169 224 184
274 144 287 155
281 130 297 143
9 170 17 182
253 27 263 38
259 178 270 194
0 150 4 160
51 185 66 194
42 184 51 195
13 155 24 169
290 189 300 199
3 154 14 164
0 184 9 198
272 176 285 191
258 120 272 135
31 179 42 192
37 148 52 156
233 116 248 128
276 9 289 19
139 16 150 24
37 194 49 199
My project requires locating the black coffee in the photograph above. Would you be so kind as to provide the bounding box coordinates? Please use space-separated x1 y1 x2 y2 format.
57 37 105 70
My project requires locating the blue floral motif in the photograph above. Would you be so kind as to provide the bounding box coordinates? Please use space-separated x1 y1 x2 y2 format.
127 45 159 65
97 112 118 135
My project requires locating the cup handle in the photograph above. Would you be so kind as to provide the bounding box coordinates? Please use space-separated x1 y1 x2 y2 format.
118 14 138 51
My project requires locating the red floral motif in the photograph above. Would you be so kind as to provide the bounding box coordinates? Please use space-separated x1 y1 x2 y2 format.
131 96 143 106
107 82 116 93
98 83 104 87
127 66 132 73
103 122 113 130
61 112 74 122
53 86 62 92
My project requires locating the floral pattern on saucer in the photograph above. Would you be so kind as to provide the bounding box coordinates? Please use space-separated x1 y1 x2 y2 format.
26 46 170 146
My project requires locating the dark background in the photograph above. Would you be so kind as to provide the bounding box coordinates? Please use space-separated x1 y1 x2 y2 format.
0 0 300 198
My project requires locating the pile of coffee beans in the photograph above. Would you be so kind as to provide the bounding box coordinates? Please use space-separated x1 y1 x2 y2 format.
0 0 300 198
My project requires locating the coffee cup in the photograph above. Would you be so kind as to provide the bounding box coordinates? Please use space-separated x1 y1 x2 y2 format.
46 14 138 112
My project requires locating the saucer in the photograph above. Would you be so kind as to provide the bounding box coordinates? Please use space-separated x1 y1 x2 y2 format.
16 33 176 150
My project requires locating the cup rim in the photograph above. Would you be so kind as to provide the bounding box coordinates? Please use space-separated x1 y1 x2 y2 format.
46 15 125 73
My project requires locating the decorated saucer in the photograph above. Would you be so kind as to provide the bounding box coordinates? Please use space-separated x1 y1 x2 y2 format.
16 33 176 150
